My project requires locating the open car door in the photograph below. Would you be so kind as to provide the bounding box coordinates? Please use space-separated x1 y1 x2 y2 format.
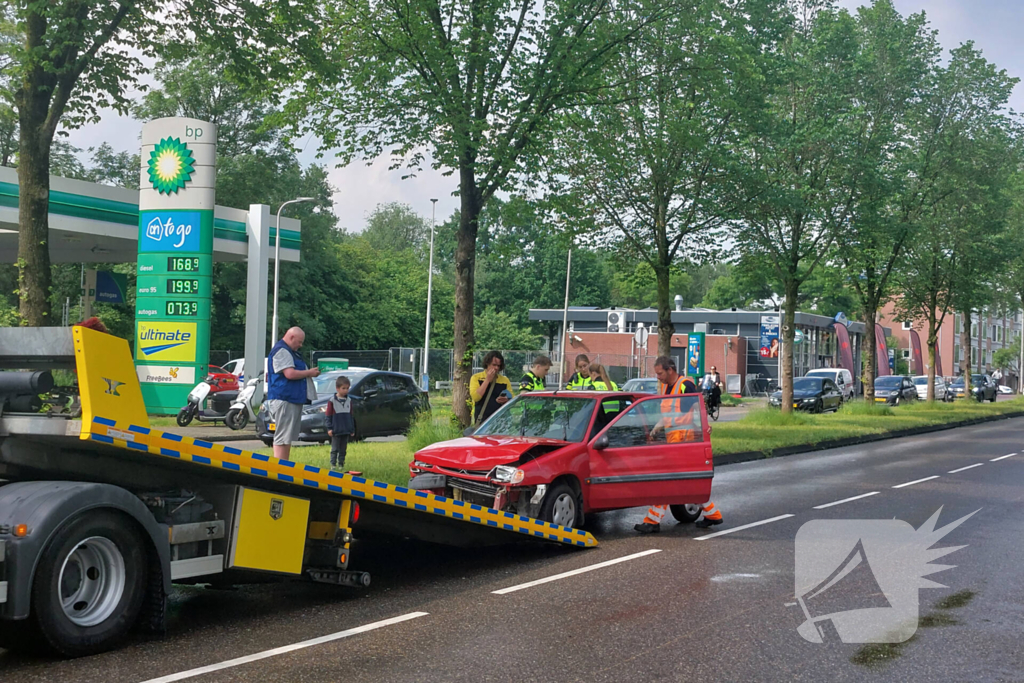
586 394 713 511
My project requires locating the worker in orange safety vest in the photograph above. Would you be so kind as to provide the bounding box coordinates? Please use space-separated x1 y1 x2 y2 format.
634 355 724 534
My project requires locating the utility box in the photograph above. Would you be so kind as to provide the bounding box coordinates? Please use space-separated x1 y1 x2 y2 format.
318 357 349 372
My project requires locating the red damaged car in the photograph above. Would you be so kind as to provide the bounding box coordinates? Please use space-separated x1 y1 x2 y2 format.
408 391 714 530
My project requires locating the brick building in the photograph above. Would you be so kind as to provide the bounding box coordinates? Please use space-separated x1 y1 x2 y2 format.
528 307 878 395
878 302 1022 389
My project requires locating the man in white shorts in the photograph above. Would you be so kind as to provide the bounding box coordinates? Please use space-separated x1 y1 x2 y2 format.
266 327 320 460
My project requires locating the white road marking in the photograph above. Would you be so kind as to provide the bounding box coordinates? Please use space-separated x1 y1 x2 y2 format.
813 491 880 509
693 514 795 541
139 612 429 683
948 463 984 474
892 475 940 489
991 452 1018 462
491 549 662 595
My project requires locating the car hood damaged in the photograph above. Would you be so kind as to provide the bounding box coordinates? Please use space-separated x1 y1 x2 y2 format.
417 436 566 470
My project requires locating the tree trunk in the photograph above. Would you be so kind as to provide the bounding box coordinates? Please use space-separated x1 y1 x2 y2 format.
655 262 673 358
16 115 53 326
780 282 798 413
961 309 972 397
451 165 481 427
861 306 877 403
926 306 938 402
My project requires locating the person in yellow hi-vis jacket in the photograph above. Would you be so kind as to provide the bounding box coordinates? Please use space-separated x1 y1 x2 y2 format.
634 356 723 534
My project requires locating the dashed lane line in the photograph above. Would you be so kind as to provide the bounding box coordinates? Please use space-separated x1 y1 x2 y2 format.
492 549 662 595
991 452 1018 462
693 514 795 541
139 612 430 683
892 475 940 489
812 491 880 510
948 463 984 474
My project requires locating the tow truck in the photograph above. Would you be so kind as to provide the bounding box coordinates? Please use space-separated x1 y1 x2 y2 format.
0 327 596 657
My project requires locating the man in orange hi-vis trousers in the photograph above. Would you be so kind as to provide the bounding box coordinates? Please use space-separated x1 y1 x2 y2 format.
634 356 724 534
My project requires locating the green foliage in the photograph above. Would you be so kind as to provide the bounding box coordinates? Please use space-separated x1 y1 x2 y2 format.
360 202 428 253
743 406 812 427
472 306 541 351
838 401 893 417
406 409 462 453
993 340 1019 373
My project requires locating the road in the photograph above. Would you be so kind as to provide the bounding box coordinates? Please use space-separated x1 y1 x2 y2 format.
3 416 1023 682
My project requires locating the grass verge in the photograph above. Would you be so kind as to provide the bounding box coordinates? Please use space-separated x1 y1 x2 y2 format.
254 409 462 486
712 397 1024 456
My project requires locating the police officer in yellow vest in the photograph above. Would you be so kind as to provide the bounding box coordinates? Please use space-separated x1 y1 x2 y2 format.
519 355 552 392
565 354 594 390
587 363 619 391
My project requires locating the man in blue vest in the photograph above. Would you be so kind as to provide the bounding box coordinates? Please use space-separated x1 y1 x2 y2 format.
267 326 320 461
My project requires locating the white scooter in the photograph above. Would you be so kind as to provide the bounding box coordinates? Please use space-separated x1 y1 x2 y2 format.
225 373 263 431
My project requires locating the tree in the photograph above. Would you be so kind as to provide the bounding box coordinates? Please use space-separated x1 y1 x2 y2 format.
835 0 936 402
554 0 784 355
214 0 660 424
993 338 1019 377
85 143 140 189
361 202 428 252
473 306 541 350
733 1 862 412
5 1 160 325
897 47 1018 399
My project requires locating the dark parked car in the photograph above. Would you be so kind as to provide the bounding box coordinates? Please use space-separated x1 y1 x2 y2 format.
874 375 917 406
948 375 998 402
769 376 843 413
621 378 659 394
256 369 429 446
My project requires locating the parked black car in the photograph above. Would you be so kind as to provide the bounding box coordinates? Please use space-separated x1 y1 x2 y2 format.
948 374 998 402
874 375 917 406
256 369 429 446
769 377 843 413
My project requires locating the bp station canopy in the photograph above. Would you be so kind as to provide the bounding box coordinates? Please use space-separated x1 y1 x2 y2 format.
0 123 301 413
0 165 300 264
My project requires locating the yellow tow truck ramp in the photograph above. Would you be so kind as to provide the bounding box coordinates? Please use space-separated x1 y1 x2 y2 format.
0 327 595 657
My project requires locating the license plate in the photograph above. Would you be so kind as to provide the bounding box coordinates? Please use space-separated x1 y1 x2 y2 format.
268 423 276 432
874 398 886 402
793 403 799 408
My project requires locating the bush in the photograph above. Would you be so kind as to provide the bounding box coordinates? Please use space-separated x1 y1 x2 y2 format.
406 409 462 453
838 401 894 417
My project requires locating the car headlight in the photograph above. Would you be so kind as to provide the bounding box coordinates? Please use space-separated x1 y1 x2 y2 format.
414 461 432 469
491 465 525 484
303 404 327 415
801 398 817 403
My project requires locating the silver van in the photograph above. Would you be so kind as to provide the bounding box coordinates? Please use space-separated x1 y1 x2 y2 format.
805 368 855 401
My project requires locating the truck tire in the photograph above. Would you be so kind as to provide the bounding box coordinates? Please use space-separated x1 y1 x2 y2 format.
670 504 703 524
31 510 148 657
539 482 582 529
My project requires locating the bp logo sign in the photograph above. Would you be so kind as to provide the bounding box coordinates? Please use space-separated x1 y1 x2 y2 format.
148 137 196 194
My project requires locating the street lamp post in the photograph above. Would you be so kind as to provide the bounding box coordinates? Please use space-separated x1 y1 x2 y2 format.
271 197 315 343
422 199 438 391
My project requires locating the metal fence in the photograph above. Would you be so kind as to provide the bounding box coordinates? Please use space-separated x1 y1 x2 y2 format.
306 348 682 391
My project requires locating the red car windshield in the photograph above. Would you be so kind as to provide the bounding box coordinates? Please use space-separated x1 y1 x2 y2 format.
475 396 596 442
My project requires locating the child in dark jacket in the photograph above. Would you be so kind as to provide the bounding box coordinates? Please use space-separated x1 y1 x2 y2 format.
325 376 356 470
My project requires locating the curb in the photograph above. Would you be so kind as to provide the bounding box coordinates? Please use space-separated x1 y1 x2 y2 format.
716 409 1024 467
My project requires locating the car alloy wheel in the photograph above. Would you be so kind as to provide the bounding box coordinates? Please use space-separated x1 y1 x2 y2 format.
550 492 577 527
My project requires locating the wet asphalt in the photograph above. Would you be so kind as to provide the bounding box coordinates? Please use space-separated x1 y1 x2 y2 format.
2 416 1023 682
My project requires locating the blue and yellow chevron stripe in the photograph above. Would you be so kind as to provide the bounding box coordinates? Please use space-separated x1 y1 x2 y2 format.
83 417 598 549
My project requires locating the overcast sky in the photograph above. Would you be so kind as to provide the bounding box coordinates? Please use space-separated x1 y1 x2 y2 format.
63 0 1022 232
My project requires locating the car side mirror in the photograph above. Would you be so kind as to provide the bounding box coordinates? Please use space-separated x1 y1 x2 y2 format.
592 434 609 451
463 426 476 437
